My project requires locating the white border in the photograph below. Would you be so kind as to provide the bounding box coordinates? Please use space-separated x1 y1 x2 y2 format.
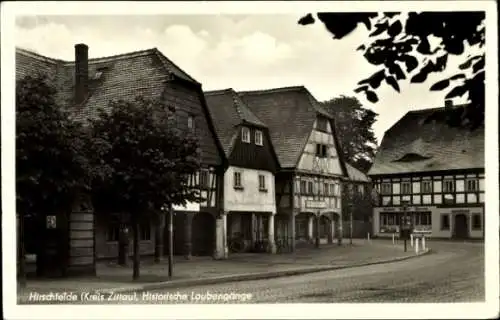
2 1 499 319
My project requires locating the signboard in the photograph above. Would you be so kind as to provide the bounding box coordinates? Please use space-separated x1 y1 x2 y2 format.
305 200 327 209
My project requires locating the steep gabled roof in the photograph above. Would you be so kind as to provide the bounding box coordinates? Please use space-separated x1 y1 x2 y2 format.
368 104 484 176
16 47 199 122
345 163 371 182
238 86 347 176
205 88 267 156
16 46 225 167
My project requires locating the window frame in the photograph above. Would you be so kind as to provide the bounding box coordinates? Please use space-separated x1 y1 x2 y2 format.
255 130 263 146
187 114 195 131
234 171 243 189
258 174 267 191
241 127 251 143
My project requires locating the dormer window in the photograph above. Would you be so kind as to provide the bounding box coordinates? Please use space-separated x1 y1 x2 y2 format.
241 127 250 143
187 115 195 131
255 130 263 146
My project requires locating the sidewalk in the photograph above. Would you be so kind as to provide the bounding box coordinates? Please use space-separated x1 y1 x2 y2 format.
17 239 429 302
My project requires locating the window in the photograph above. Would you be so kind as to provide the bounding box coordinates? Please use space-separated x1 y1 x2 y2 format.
422 181 432 193
187 115 195 131
106 224 120 242
199 170 209 188
443 179 454 192
329 183 335 196
307 181 314 194
140 223 151 241
300 181 307 194
255 130 263 146
324 183 329 196
316 117 328 132
241 127 250 143
316 144 328 158
443 194 454 204
381 183 391 195
415 212 432 226
466 179 478 192
472 214 482 230
258 174 266 191
441 214 450 230
401 182 411 195
234 171 242 188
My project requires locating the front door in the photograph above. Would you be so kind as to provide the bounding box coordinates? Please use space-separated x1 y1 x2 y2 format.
453 214 469 239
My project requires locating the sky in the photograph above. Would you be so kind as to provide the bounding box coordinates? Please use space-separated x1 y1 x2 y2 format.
15 14 476 143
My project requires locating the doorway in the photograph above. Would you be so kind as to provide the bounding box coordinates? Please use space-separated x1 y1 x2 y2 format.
453 214 469 239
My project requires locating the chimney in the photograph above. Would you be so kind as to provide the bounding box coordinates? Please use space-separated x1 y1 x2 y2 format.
74 43 89 105
444 99 453 108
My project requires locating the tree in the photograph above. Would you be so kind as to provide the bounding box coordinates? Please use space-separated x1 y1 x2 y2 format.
322 96 378 172
16 74 93 282
299 12 485 128
90 96 202 280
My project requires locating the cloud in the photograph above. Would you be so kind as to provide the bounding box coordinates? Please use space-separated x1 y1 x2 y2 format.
14 15 481 143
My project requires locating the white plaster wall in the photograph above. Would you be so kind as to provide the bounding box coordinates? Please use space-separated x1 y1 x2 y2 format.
296 119 343 175
224 166 276 213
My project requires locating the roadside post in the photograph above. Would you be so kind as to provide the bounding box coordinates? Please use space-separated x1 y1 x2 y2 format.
399 200 411 252
415 237 420 254
422 235 426 251
410 233 414 247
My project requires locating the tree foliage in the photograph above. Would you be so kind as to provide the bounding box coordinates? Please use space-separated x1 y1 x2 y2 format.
322 96 378 172
90 96 202 216
16 75 93 215
299 12 485 128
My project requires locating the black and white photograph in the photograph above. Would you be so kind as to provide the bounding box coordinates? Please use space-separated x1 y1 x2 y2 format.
2 1 499 319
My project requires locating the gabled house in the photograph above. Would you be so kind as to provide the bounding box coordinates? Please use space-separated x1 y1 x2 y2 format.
16 44 226 276
369 101 484 239
205 89 280 256
239 86 349 252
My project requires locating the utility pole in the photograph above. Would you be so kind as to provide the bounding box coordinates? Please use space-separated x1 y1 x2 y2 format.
315 212 320 248
349 185 354 245
401 200 410 252
168 203 174 278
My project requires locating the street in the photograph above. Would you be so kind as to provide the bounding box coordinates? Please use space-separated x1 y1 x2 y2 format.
82 240 484 303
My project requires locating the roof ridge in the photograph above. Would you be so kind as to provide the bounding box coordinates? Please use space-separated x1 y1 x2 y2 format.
16 47 66 64
238 85 306 96
205 88 233 96
153 49 199 84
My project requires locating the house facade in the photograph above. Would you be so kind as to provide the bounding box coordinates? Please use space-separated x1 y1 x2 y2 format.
369 103 485 239
16 44 226 276
205 89 280 256
342 163 373 238
239 86 349 252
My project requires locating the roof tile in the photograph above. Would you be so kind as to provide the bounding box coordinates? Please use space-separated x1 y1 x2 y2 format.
368 105 484 176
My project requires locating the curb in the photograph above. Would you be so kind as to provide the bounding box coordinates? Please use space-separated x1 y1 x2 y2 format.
97 248 432 295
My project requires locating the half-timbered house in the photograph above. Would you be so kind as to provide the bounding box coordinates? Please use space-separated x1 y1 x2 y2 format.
239 86 349 252
16 44 226 276
369 102 484 239
205 89 280 255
